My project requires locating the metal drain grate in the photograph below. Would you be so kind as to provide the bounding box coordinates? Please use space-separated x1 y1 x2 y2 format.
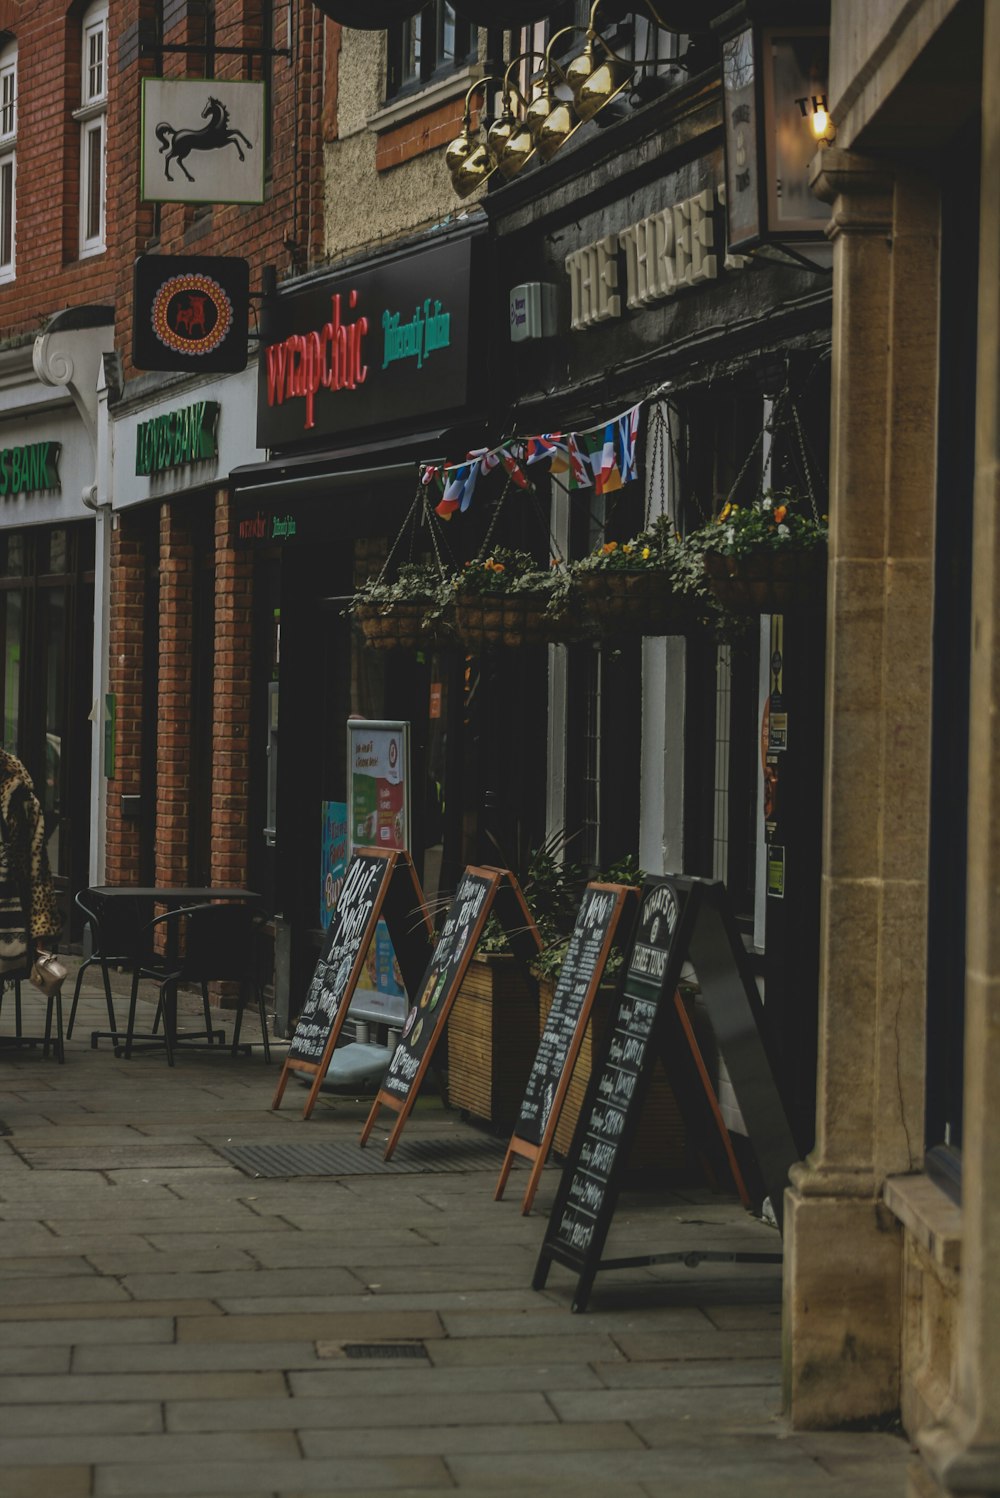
216 1133 505 1179
342 1343 429 1360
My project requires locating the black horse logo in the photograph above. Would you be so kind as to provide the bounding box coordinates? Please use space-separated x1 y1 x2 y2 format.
155 96 253 184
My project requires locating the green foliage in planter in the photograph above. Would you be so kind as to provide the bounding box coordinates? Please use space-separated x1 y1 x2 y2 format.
477 838 646 981
450 547 561 599
684 488 828 559
571 515 685 577
352 560 448 610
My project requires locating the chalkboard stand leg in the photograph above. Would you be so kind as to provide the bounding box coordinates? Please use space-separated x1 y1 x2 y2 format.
383 1103 410 1160
532 1252 552 1291
495 1147 515 1201
302 1070 327 1122
359 1097 382 1147
571 1265 597 1314
270 1065 291 1111
521 1151 547 1216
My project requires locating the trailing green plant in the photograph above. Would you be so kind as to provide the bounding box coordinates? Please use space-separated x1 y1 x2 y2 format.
450 547 560 598
571 515 686 577
351 560 448 611
684 487 828 558
469 832 654 981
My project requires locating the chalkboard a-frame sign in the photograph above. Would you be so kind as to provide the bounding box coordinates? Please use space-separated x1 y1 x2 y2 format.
533 876 797 1312
495 882 639 1216
360 865 542 1160
271 848 431 1120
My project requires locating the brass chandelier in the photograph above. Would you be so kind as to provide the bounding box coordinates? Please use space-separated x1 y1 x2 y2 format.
445 0 679 198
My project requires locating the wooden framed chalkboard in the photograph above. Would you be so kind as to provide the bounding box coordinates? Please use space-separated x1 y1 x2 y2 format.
360 865 542 1160
495 882 639 1215
532 876 797 1312
271 848 431 1120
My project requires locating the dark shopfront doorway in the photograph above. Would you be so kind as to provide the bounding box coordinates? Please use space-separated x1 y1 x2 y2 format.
0 524 95 935
252 487 550 1024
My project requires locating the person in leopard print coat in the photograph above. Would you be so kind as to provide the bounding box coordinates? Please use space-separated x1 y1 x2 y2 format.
0 750 59 971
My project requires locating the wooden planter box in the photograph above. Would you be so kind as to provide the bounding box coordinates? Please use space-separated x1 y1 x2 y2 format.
538 975 686 1170
448 953 539 1129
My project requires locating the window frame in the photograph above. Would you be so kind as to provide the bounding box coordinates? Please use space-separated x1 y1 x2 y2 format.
74 1 108 259
385 2 476 104
0 38 17 283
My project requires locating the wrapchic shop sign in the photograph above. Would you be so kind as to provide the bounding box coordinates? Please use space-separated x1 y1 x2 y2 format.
256 235 474 449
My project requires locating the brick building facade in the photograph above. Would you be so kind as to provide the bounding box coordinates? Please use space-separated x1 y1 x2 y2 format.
0 0 327 919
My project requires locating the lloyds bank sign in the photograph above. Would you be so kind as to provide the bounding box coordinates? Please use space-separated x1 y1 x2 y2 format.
136 400 220 477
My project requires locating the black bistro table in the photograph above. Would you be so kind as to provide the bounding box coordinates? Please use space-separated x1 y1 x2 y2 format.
83 885 263 1058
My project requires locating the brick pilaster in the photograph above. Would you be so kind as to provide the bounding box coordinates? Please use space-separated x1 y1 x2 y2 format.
212 489 253 890
105 512 145 885
156 502 194 889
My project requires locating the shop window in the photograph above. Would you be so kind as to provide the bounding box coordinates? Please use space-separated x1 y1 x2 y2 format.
75 0 108 258
0 37 16 283
385 3 475 100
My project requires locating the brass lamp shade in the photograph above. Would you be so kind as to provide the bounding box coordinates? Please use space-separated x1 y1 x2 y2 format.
574 53 632 121
498 121 536 179
486 106 518 158
536 98 577 160
565 37 599 104
445 126 476 181
524 82 558 140
452 141 494 197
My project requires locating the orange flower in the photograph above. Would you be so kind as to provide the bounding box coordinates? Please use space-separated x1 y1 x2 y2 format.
601 540 618 555
773 505 787 524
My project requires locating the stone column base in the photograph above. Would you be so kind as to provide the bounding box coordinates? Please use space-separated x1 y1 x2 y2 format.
783 1180 902 1427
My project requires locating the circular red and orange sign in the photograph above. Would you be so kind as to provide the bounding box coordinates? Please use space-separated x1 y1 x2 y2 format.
151 272 234 358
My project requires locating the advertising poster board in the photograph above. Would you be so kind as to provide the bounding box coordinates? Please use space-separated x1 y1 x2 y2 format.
360 866 542 1160
348 720 410 1026
532 877 797 1312
271 848 432 1120
495 883 638 1215
320 800 348 931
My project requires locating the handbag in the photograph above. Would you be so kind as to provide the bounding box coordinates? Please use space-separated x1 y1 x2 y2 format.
30 951 68 997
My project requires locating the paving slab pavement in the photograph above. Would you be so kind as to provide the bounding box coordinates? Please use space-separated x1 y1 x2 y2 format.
0 959 912 1496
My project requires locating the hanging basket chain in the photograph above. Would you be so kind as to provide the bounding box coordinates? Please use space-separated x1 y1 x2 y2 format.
373 481 425 587
789 396 825 522
422 492 457 581
644 402 666 530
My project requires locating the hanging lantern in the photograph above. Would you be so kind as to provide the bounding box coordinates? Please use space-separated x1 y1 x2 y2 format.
715 1 832 254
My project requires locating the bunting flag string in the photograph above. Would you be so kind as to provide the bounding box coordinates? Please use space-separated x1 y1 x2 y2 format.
418 384 667 517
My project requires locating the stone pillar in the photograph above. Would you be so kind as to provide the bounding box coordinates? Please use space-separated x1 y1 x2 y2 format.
783 149 940 1427
917 12 1000 1495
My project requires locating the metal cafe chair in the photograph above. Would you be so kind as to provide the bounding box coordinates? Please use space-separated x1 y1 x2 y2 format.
66 889 154 1047
120 902 271 1065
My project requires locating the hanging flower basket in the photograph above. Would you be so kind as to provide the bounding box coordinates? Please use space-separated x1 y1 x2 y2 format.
453 591 554 649
351 558 456 651
574 569 690 636
353 599 438 650
450 550 562 650
700 547 827 613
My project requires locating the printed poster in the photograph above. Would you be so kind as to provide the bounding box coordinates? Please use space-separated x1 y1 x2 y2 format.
348 720 410 1025
319 800 348 932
